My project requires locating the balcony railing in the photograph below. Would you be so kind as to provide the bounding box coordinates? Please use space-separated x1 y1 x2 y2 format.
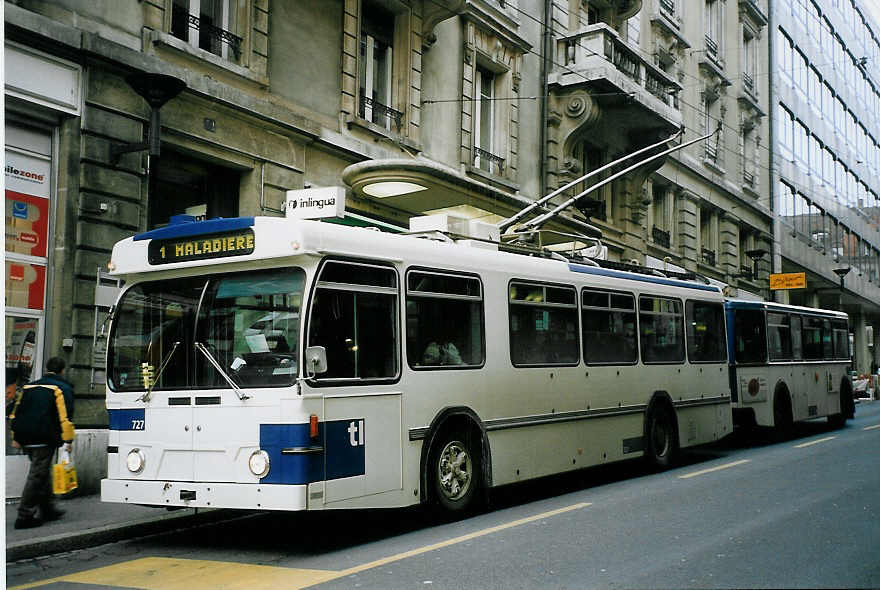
173 4 242 59
659 0 675 16
360 95 403 131
705 141 718 162
652 226 671 248
742 72 756 97
702 248 716 266
705 35 719 59
473 147 506 174
557 25 681 110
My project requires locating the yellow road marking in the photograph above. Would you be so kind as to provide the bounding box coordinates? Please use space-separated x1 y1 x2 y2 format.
794 436 837 448
679 459 751 479
10 502 591 590
863 424 880 431
10 558 338 590
339 502 592 577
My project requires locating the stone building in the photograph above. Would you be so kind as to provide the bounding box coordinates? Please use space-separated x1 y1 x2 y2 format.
769 0 880 374
4 0 775 489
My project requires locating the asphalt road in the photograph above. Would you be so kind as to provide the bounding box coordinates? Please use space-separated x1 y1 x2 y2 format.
7 401 880 589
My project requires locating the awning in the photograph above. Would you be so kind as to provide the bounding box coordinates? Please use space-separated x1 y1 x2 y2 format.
341 158 602 242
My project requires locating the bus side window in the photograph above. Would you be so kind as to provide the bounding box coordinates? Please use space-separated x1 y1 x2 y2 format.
405 270 484 369
831 319 849 359
685 300 726 363
767 312 792 361
639 296 685 364
791 315 803 360
582 290 637 365
509 282 579 366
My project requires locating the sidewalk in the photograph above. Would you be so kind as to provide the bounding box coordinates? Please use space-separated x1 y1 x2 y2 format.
6 493 240 561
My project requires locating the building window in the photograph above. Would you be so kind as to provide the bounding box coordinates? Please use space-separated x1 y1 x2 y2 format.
171 0 241 60
777 28 793 84
703 93 721 163
149 150 240 229
704 0 723 64
700 207 716 265
651 183 671 247
576 145 609 221
742 124 757 188
359 2 397 130
474 66 503 174
742 29 757 97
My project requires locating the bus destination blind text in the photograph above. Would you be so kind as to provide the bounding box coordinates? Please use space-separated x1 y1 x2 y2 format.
148 229 255 265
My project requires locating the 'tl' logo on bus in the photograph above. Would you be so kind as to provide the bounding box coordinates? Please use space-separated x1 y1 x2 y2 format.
348 420 365 447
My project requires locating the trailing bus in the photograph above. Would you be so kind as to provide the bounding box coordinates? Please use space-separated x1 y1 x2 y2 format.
726 300 854 433
101 214 732 514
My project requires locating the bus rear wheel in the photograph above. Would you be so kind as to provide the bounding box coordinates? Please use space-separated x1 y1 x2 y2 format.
645 405 678 469
829 379 854 428
430 430 481 514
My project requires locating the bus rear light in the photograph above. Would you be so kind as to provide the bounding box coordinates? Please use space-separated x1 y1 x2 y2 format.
309 414 319 439
748 378 760 397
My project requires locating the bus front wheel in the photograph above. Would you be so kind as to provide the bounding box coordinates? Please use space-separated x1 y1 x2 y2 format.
645 405 678 469
773 390 794 439
430 430 481 514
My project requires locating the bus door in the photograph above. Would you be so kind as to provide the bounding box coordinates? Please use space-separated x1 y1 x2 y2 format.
305 258 403 504
322 392 403 504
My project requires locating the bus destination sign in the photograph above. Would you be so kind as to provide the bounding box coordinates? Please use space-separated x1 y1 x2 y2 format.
148 229 255 265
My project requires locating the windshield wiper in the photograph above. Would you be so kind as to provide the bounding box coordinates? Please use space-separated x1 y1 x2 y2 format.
136 341 180 403
194 342 250 400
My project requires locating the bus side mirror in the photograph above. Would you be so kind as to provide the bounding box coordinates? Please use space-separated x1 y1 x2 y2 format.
305 346 327 376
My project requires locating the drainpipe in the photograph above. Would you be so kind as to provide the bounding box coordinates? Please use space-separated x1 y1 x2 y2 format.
768 0 779 303
539 0 552 197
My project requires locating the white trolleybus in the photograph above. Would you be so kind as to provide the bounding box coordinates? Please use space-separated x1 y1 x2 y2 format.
726 300 854 433
100 212 732 514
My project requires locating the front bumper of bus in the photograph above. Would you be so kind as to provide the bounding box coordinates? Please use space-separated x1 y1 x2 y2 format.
101 479 308 511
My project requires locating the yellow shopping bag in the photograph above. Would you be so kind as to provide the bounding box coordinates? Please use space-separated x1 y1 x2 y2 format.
52 447 78 495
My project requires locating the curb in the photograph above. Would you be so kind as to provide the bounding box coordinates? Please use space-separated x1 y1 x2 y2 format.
7 508 242 562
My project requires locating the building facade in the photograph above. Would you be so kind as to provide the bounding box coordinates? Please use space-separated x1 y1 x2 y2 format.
5 0 777 489
770 0 880 374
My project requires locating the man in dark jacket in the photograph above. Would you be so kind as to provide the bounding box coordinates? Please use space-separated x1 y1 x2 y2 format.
11 357 75 529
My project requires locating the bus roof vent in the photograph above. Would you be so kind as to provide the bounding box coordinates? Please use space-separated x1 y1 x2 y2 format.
408 214 500 251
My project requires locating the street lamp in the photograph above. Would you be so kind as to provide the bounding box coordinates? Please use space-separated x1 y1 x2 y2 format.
833 266 851 290
739 248 767 281
111 72 186 163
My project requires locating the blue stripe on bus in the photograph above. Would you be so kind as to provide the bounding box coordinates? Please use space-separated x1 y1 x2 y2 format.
567 263 721 293
108 409 146 431
133 217 255 241
259 419 365 485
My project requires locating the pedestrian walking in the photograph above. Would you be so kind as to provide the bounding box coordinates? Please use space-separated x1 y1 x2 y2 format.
9 357 76 529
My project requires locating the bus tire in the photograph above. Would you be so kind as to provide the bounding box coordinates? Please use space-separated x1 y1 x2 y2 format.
429 429 481 514
645 404 678 469
773 388 794 439
829 379 854 428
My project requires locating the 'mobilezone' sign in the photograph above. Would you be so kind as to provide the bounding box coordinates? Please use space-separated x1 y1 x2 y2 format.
148 229 255 265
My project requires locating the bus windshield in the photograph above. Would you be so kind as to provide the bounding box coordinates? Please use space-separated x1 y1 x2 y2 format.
108 268 305 391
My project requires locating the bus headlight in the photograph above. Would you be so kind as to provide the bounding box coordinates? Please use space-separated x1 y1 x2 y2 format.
126 449 145 474
248 450 270 478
